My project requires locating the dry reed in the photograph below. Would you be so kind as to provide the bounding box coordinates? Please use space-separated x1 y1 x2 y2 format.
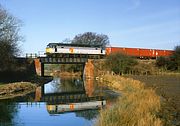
96 74 162 126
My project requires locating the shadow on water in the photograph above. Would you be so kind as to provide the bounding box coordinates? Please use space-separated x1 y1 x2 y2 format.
0 102 18 126
0 59 37 83
0 77 119 126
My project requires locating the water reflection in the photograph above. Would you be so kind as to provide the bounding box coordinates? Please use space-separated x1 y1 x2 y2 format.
0 77 119 126
44 78 84 94
0 102 18 126
46 100 106 114
75 109 99 120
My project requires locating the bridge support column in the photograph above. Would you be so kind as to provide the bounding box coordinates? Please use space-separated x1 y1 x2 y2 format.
34 58 45 76
84 59 95 97
34 58 41 76
84 59 94 78
35 87 42 102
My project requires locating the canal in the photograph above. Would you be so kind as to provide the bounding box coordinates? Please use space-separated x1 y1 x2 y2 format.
0 77 119 126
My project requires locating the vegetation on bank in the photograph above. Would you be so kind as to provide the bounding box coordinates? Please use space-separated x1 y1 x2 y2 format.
129 75 180 126
94 50 180 126
99 53 158 76
96 74 162 126
105 53 137 75
0 82 36 99
156 45 180 72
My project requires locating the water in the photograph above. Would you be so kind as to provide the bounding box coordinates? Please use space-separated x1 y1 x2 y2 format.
0 77 119 126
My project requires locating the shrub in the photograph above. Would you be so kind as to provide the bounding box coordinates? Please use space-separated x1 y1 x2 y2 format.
172 45 180 71
156 45 180 72
105 53 137 75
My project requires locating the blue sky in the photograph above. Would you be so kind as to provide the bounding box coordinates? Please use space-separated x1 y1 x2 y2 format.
0 0 180 54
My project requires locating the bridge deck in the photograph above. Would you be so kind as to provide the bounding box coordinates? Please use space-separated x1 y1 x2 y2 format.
39 57 88 64
41 94 104 104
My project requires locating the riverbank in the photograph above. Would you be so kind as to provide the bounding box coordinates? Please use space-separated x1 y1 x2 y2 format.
128 74 180 126
0 82 36 100
0 76 52 100
96 74 162 126
53 71 82 78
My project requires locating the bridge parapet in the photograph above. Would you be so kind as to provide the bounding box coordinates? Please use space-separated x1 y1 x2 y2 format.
26 53 38 58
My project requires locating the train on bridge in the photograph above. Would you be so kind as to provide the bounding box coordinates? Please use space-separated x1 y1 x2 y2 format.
45 43 174 59
46 43 105 58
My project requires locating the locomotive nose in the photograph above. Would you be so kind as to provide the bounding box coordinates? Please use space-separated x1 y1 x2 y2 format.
46 48 53 53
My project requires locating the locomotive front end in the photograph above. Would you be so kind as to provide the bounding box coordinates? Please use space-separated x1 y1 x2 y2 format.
46 47 53 54
46 43 56 55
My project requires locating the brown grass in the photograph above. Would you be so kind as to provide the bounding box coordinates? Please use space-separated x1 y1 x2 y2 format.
127 74 180 126
0 82 36 99
96 74 162 126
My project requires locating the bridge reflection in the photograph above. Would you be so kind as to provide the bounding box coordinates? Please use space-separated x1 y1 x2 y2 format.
34 77 106 114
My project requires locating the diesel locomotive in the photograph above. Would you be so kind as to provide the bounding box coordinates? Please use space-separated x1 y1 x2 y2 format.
45 43 106 58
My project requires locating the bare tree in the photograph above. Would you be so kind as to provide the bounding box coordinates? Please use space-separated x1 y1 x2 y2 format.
0 5 22 70
72 32 110 48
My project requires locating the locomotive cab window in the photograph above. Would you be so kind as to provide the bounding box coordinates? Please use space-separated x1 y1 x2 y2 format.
55 46 57 52
101 49 103 53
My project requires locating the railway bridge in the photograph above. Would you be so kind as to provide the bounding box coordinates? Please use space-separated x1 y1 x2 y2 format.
33 55 96 77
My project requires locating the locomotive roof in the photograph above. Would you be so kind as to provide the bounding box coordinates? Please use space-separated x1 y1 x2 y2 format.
47 43 103 48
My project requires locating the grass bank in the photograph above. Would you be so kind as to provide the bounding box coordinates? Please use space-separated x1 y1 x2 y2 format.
128 74 180 126
96 74 162 126
0 82 36 100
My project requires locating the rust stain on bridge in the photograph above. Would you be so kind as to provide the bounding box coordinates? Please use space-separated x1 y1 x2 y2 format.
34 58 42 76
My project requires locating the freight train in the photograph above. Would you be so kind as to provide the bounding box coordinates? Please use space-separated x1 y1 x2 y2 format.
45 43 174 59
106 47 174 59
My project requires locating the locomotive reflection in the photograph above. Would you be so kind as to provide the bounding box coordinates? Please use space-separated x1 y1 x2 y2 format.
46 99 106 114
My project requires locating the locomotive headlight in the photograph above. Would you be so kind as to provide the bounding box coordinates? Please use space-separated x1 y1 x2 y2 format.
46 48 53 53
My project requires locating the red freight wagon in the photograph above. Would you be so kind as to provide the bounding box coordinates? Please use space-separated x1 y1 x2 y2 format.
139 49 153 58
155 50 165 57
106 47 174 59
106 47 140 57
124 48 139 57
106 47 125 55
157 50 174 57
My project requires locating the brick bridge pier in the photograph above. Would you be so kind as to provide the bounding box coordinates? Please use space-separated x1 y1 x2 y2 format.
34 57 94 78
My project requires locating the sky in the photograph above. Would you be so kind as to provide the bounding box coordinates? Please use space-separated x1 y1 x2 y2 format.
0 0 180 55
